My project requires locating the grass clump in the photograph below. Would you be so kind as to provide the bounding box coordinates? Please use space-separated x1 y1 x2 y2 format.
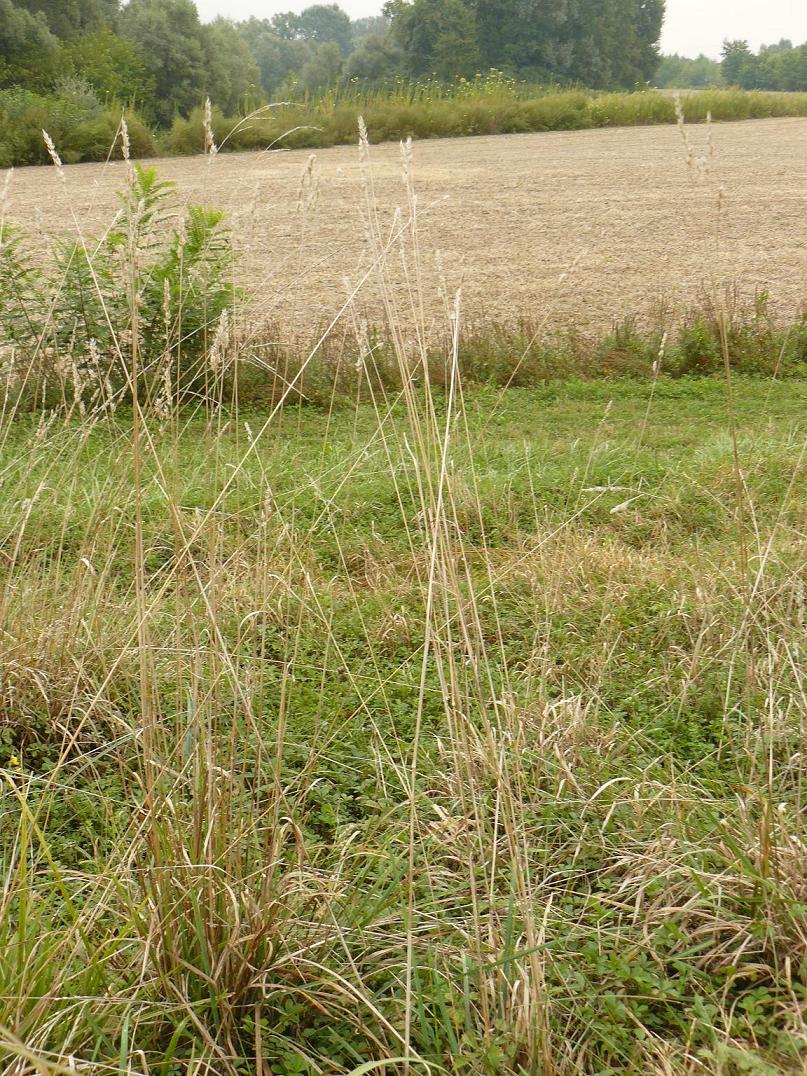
224 299 807 411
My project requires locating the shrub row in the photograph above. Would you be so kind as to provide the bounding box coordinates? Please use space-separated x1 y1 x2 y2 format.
166 88 807 155
0 85 155 169
3 86 807 169
229 300 807 411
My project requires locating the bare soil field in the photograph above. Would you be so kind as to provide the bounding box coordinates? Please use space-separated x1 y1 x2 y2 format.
4 117 807 335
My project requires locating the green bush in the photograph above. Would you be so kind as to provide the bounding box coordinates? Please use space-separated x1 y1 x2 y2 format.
4 78 807 169
0 165 236 405
0 88 48 167
0 84 155 167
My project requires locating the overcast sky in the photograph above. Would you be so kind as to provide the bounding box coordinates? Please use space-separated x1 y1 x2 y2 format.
194 0 807 60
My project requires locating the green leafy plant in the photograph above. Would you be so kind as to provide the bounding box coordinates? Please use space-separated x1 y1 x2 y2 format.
0 163 237 405
0 222 44 350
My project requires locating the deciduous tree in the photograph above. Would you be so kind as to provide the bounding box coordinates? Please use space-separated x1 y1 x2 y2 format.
236 17 312 96
345 31 403 81
385 0 480 79
119 0 207 123
296 4 353 55
13 0 119 38
722 40 759 89
203 18 263 114
384 0 665 87
0 0 57 87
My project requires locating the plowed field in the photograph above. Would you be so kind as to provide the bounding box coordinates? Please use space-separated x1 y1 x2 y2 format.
6 117 806 333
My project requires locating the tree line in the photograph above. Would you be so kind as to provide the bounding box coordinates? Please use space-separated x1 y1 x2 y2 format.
383 0 664 87
0 0 667 131
721 39 807 92
657 40 807 91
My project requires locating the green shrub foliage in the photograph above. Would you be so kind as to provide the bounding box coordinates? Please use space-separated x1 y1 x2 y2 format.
0 164 236 402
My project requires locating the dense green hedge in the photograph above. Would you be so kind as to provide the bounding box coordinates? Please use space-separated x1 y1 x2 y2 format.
0 84 154 167
163 87 807 156
3 85 807 169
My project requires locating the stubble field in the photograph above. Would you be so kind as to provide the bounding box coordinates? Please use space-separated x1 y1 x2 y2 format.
5 116 807 333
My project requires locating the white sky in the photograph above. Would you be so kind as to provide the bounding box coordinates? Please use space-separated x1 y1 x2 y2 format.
194 0 807 60
661 0 807 58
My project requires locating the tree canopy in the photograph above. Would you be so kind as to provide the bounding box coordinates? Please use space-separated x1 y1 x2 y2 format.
0 0 57 88
0 0 55 61
13 0 119 38
0 0 670 117
385 0 479 80
118 0 208 124
722 38 807 92
385 0 665 87
58 25 154 105
18 0 807 135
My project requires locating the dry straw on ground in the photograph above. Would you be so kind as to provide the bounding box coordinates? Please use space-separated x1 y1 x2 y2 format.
4 117 807 334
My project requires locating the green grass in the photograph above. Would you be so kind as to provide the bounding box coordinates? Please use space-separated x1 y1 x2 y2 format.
5 77 807 167
2 123 807 1073
3 376 807 1072
166 85 807 156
